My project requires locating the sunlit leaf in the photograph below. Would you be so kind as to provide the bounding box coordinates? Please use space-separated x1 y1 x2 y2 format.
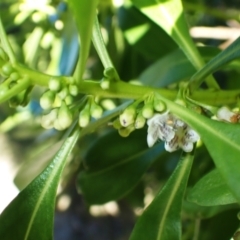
68 0 98 79
0 129 80 240
187 169 237 206
163 98 240 203
131 0 204 70
77 130 163 204
130 151 194 240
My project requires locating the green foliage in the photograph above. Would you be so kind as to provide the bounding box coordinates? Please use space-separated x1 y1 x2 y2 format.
0 0 240 239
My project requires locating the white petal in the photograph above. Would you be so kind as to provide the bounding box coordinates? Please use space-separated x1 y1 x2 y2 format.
160 124 175 141
164 136 179 152
147 112 169 126
185 129 200 142
216 106 235 122
181 141 194 152
147 130 159 147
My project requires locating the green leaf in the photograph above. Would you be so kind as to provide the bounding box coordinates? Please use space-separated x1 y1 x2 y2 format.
162 97 240 204
187 169 237 206
130 151 194 240
68 0 98 80
0 128 80 240
131 0 203 70
140 47 220 87
77 130 163 204
190 37 240 90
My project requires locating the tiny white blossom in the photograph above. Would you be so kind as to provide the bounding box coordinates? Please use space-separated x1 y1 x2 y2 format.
147 112 199 152
216 106 240 123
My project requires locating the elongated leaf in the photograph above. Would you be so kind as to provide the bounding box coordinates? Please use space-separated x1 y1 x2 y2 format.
140 47 220 87
0 129 80 240
187 169 237 206
190 37 240 89
77 130 163 204
131 0 203 70
162 97 240 203
130 151 194 240
68 0 98 79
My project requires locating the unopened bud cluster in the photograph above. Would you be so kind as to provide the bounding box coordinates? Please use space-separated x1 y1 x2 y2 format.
113 95 166 137
40 77 80 130
0 47 31 107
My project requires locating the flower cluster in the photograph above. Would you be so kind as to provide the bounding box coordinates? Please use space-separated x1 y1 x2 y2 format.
147 112 199 152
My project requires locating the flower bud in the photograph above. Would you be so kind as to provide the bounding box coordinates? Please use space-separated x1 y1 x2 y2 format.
69 84 78 96
57 87 68 100
65 95 73 105
1 63 14 77
216 106 236 122
49 77 62 92
10 72 20 81
118 124 135 137
135 112 146 129
0 84 9 97
100 78 110 90
90 102 103 119
40 90 55 110
41 109 58 129
153 99 165 112
79 108 90 127
142 103 154 119
112 118 121 129
119 106 136 127
56 101 73 129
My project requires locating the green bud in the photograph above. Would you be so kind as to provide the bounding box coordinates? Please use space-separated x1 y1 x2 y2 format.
69 84 78 96
65 95 73 105
135 112 146 129
40 90 55 110
142 103 154 119
100 78 110 90
0 84 9 97
112 118 122 129
153 99 166 112
0 48 9 61
54 119 65 131
118 124 135 137
57 101 73 130
49 77 62 92
90 102 103 119
10 72 20 81
57 87 68 100
79 108 90 127
119 106 136 127
41 109 58 129
2 63 14 77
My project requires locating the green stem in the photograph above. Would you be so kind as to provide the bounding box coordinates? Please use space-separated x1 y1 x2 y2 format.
92 15 119 80
0 77 30 104
0 17 16 63
6 63 240 106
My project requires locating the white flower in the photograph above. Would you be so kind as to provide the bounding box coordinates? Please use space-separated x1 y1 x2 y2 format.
147 113 200 152
216 106 240 123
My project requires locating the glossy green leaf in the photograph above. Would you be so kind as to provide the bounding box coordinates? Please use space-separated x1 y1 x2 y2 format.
190 37 240 89
68 0 98 79
131 0 203 70
140 47 220 87
130 151 194 240
188 169 237 206
0 129 80 240
77 130 163 204
162 97 240 203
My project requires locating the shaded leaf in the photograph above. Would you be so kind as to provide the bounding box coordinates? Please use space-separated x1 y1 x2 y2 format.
0 129 80 240
187 169 237 206
77 130 164 204
130 151 194 240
